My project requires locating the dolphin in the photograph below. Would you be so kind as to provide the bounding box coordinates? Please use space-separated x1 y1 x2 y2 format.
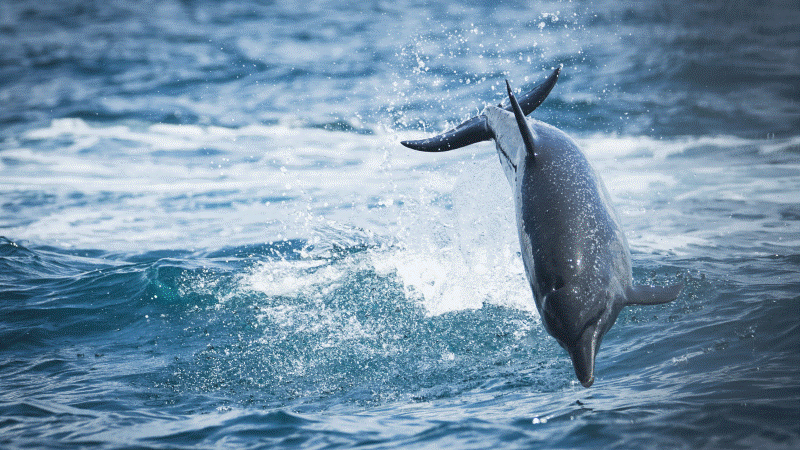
401 68 682 387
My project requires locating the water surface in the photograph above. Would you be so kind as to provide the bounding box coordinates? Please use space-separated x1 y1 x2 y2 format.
1 1 799 448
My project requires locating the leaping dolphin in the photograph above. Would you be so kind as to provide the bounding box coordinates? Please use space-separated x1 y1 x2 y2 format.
401 68 682 387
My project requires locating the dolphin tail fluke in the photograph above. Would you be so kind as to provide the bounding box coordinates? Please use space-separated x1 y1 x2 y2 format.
498 66 560 115
400 115 492 152
625 283 683 306
400 67 561 152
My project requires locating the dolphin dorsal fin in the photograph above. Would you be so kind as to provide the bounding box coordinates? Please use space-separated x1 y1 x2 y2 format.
506 80 536 160
625 283 683 306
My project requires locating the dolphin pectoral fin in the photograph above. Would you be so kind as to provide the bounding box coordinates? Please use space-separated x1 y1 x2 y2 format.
400 115 491 152
625 283 683 306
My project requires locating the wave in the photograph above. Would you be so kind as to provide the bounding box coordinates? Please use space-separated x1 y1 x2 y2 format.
0 235 551 413
2 118 798 256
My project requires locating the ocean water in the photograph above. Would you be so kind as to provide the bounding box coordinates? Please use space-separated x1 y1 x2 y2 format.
1 0 799 448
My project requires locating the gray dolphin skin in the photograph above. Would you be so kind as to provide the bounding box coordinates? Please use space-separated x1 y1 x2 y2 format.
401 68 682 387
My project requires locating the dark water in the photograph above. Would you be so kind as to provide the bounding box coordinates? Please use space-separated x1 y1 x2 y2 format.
1 1 799 448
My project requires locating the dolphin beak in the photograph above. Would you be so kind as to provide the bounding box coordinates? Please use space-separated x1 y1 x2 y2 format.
569 333 598 388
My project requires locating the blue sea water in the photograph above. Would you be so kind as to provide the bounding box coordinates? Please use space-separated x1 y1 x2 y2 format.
1 0 799 448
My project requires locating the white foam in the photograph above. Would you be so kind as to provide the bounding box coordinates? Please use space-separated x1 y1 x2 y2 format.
4 117 799 270
372 157 535 316
243 258 348 299
5 119 468 250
